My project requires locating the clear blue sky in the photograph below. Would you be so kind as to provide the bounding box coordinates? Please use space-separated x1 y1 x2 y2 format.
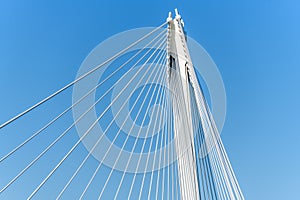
0 0 300 199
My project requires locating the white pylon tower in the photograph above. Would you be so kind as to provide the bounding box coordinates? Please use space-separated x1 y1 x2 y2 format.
167 9 245 200
167 9 201 200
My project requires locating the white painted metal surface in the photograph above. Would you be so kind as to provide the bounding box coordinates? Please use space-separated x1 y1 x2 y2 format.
167 9 200 200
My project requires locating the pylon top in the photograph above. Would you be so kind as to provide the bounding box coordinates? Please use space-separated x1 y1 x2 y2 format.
175 8 181 20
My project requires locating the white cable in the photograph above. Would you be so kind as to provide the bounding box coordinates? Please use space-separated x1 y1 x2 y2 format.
128 58 168 200
114 55 168 199
26 39 167 200
0 31 167 196
54 31 167 200
97 46 167 200
145 71 168 200
80 42 166 200
151 73 176 200
0 29 164 164
0 22 167 129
